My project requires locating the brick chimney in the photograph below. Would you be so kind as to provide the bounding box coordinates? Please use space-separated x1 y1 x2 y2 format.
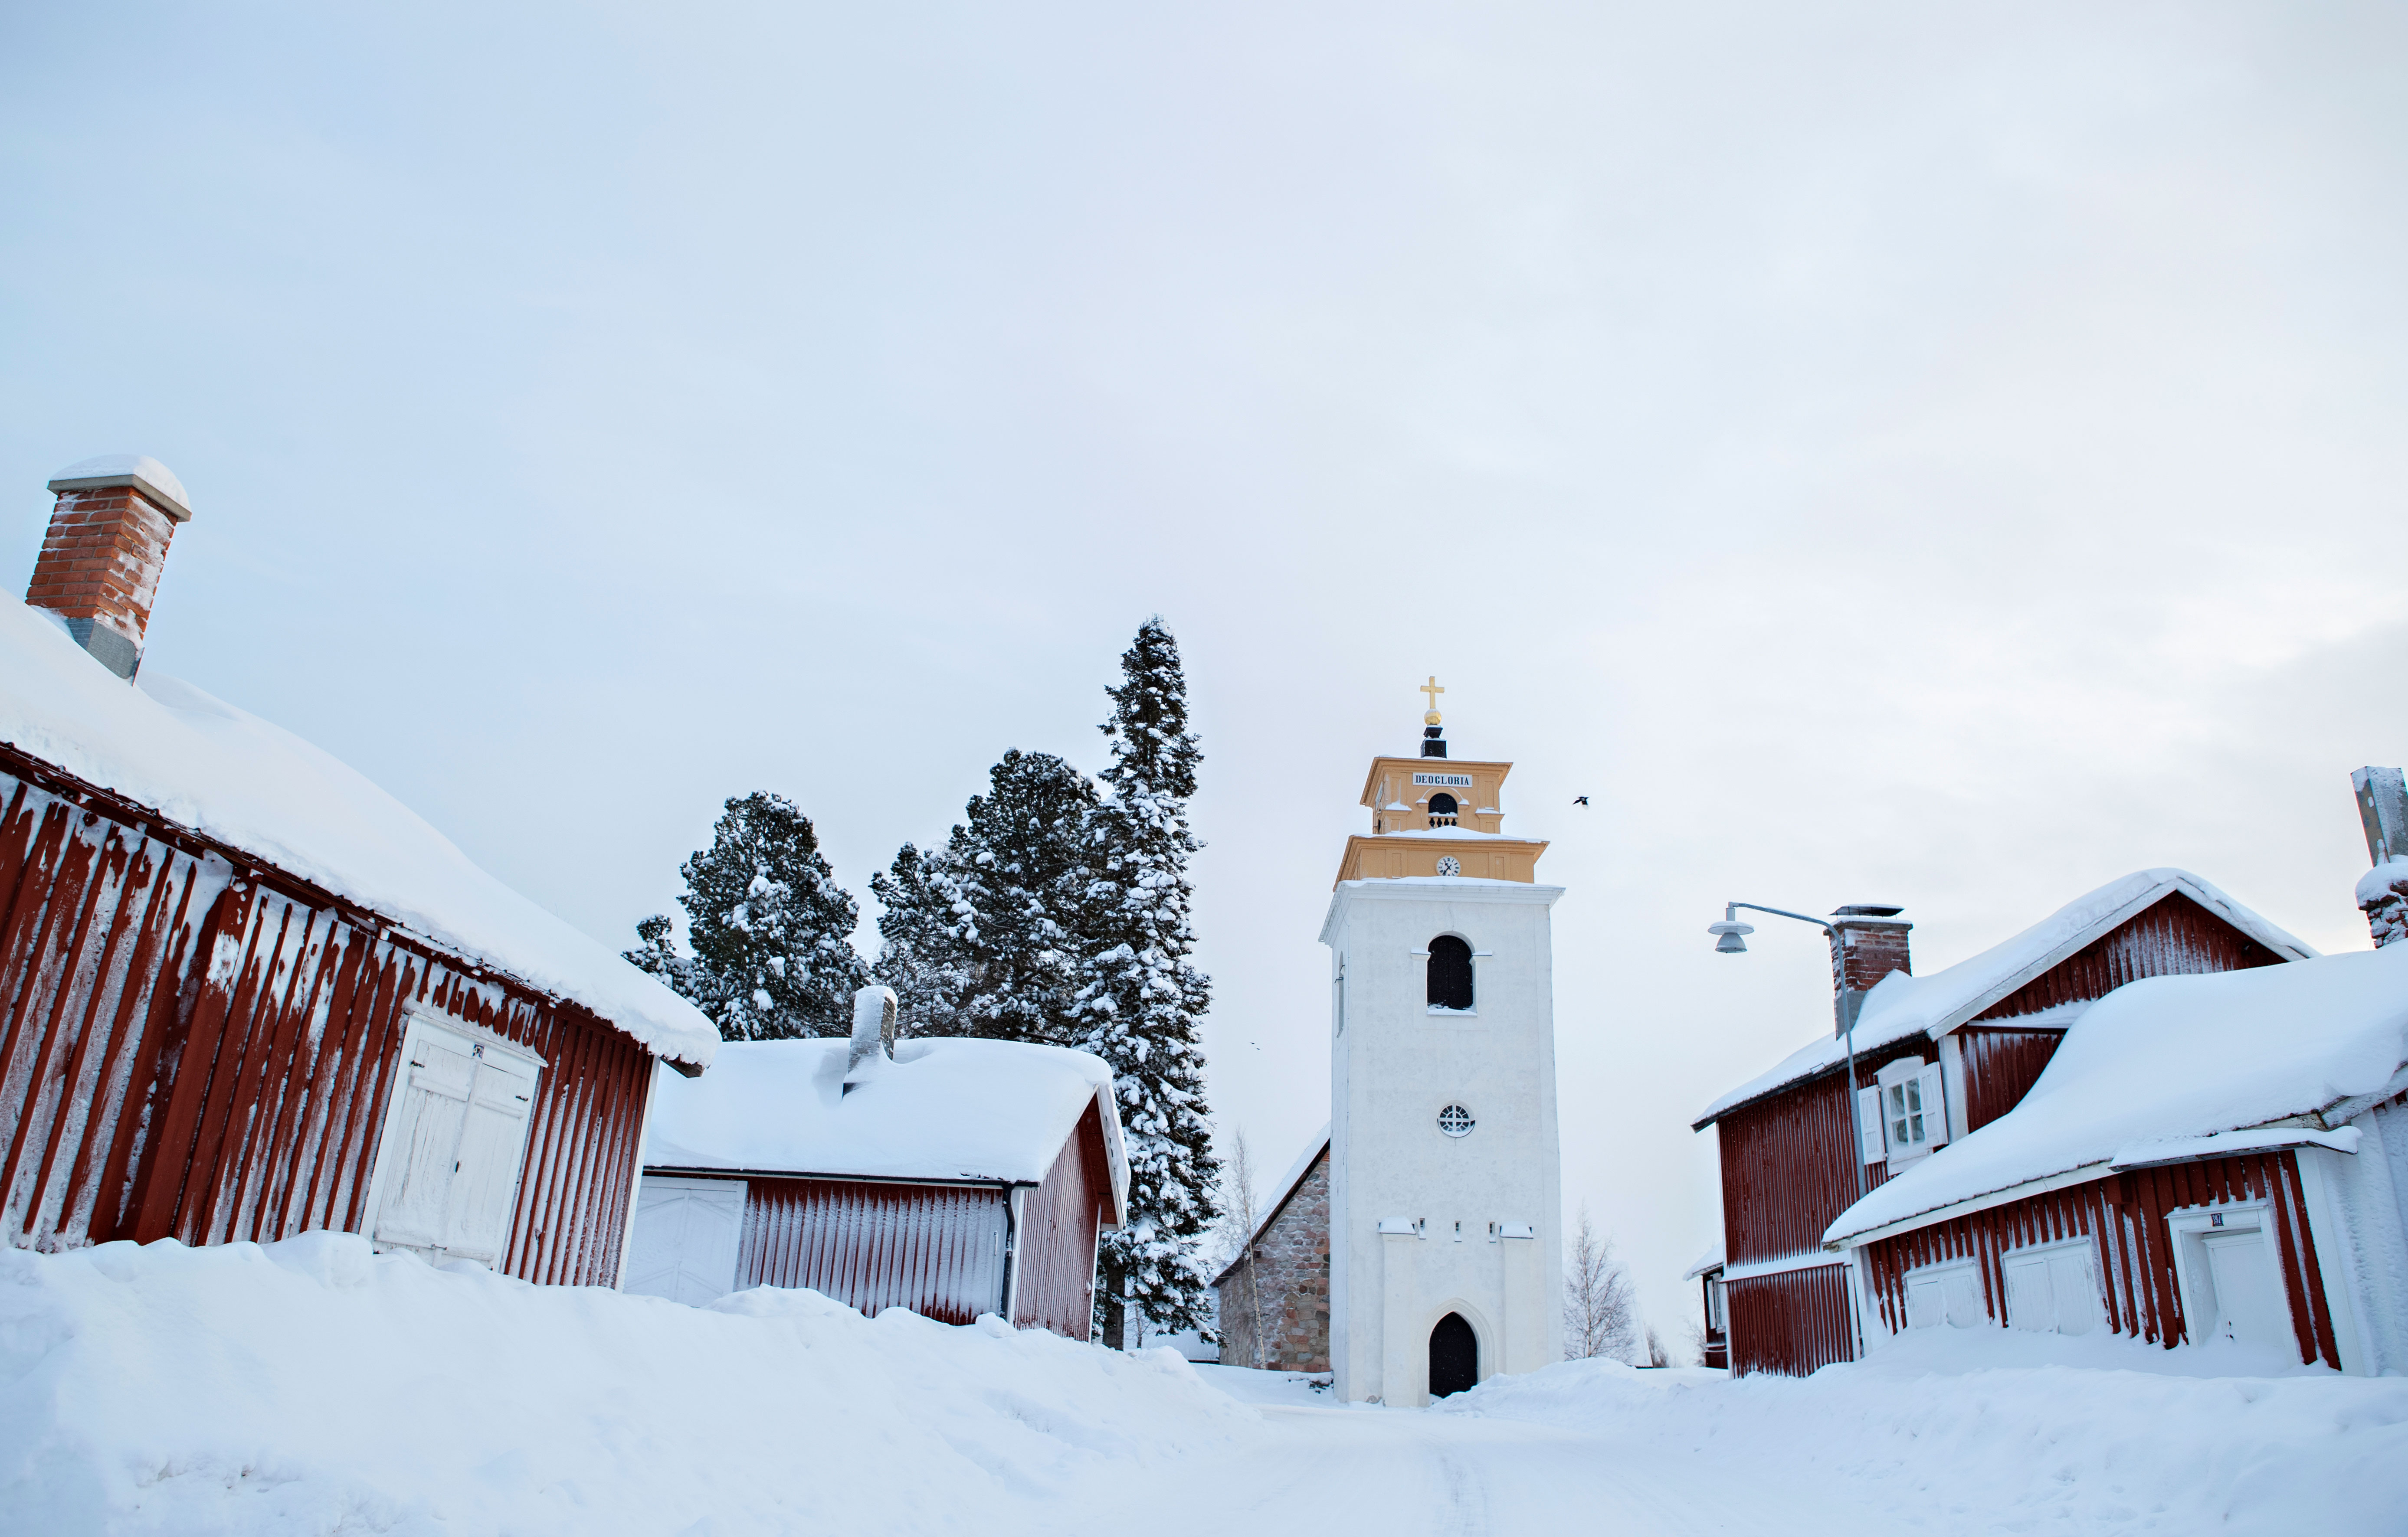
2353 768 2408 948
1827 904 1910 1037
28 455 194 680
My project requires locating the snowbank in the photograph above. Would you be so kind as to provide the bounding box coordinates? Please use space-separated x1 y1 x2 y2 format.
0 599 716 1067
646 1037 1126 1201
1444 1331 2408 1535
1829 944 2408 1240
0 1236 1257 1535
1697 869 2314 1126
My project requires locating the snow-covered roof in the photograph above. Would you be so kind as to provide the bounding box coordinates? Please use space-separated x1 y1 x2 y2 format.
1210 1125 1330 1286
644 1037 1127 1220
0 599 718 1067
1825 944 2408 1246
1683 1240 1726 1281
47 453 193 521
1694 870 2313 1128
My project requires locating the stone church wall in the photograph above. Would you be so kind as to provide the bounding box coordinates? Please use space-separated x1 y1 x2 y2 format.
1214 1148 1330 1372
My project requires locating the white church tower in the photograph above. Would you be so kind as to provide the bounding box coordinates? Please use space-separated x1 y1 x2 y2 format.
1322 680 1565 1404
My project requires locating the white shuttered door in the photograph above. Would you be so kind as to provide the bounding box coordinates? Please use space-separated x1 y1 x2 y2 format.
368 1016 541 1267
624 1177 748 1305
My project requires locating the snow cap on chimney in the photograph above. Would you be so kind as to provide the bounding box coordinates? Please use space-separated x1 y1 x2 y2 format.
29 455 195 680
2353 768 2408 949
1828 905 1910 1037
843 985 898 1091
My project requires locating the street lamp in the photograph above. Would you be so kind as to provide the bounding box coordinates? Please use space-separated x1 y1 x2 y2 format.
1708 900 1873 1198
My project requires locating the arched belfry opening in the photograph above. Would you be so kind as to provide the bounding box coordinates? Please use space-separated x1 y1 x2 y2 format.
1427 935 1474 1011
1429 1312 1478 1397
1427 792 1458 827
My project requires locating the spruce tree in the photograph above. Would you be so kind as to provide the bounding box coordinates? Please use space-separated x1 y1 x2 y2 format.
868 841 973 1038
1074 618 1219 1345
627 792 869 1040
938 749 1100 1045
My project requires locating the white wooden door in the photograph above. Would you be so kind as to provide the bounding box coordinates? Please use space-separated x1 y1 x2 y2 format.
2003 1246 2098 1335
2204 1231 2289 1349
367 1016 541 1267
624 1176 748 1305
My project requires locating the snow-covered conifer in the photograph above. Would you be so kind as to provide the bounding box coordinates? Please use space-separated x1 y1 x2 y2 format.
1074 618 1220 1345
894 750 1098 1046
633 792 869 1040
868 842 974 1038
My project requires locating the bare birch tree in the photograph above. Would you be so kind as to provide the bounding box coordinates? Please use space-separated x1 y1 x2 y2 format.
1562 1204 1639 1362
1216 1128 1267 1369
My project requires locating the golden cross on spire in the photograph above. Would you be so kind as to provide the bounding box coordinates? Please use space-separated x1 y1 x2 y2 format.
1420 674 1445 723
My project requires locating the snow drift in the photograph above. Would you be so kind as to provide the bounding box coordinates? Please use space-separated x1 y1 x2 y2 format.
1444 1335 2408 1535
0 1237 1256 1535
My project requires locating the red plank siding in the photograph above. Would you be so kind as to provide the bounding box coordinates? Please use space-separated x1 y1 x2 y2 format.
739 1177 1010 1324
1012 1099 1111 1340
1957 1027 2065 1133
1859 1152 2339 1367
1972 892 2285 1021
1725 1264 1854 1377
0 747 656 1287
1718 1042 1918 1270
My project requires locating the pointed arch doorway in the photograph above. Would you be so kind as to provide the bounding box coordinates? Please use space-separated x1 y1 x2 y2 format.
1428 1312 1478 1398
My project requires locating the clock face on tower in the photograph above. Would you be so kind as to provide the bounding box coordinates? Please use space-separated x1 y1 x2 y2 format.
1437 856 1461 877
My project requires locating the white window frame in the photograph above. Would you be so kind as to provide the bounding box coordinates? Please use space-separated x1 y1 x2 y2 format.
1872 1056 1949 1166
1999 1236 2103 1336
2164 1197 2293 1351
360 1007 546 1269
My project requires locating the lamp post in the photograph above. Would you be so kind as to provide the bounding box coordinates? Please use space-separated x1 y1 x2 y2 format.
1707 901 1871 1200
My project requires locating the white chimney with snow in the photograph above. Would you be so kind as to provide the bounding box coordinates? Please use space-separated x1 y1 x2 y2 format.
843 985 898 1092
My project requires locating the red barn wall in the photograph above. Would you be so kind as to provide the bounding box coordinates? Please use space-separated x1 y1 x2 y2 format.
1012 1099 1111 1340
1971 892 2287 1021
738 1177 1010 1324
1724 1264 1855 1378
0 749 653 1286
1859 1151 2339 1367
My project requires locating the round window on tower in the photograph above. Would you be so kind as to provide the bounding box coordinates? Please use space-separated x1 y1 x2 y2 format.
1437 1104 1475 1138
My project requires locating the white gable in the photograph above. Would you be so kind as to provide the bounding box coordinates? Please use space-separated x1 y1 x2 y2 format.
644 1038 1127 1220
0 598 717 1067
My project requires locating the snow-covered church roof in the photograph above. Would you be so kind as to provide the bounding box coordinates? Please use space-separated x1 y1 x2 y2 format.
1694 869 2313 1128
1825 943 2408 1246
644 1037 1128 1221
0 598 719 1067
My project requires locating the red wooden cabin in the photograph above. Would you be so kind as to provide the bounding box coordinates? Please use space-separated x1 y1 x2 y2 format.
626 988 1127 1338
0 457 718 1284
1692 868 2311 1376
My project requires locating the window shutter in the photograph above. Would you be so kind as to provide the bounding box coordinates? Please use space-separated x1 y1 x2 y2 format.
1856 1086 1886 1164
1917 1063 1949 1148
373 1038 478 1250
439 1054 539 1265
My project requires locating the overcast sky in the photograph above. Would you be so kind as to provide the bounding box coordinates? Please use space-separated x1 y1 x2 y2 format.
7 2 2405 1343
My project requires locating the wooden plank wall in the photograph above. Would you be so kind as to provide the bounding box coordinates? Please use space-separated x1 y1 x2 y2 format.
0 751 653 1287
1011 1099 1109 1340
1957 1027 2066 1132
1717 1046 1914 1269
1861 1152 2339 1367
739 1177 1010 1324
1725 1264 1854 1377
1972 892 2287 1020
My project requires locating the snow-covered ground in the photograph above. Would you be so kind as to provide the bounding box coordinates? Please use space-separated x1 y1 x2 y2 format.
7 1237 2405 1535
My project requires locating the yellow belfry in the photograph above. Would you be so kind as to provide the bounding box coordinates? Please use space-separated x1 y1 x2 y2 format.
1332 682 1550 887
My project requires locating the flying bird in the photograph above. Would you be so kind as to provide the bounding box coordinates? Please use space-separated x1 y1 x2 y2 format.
1573 796 1590 806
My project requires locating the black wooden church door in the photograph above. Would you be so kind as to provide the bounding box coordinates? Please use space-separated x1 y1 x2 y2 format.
1429 1312 1478 1397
